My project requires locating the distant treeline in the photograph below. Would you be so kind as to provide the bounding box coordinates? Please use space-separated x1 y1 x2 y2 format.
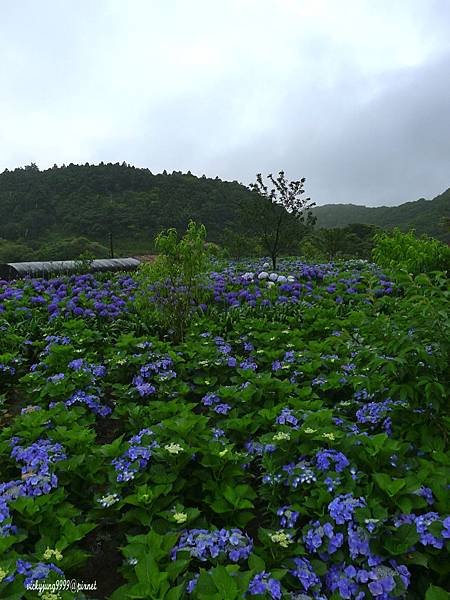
0 162 448 262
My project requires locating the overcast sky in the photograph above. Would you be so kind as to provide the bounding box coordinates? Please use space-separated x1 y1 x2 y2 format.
1 0 449 206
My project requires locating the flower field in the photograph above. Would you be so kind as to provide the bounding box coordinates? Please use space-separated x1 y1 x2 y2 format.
0 259 449 599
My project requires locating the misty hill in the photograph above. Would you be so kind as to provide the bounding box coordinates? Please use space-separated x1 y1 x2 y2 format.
313 188 450 242
0 163 448 262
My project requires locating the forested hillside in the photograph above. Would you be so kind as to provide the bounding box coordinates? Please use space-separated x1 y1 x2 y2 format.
0 163 448 261
0 163 254 259
314 188 450 242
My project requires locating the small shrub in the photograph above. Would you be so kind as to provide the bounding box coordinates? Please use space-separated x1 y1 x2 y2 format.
134 221 212 341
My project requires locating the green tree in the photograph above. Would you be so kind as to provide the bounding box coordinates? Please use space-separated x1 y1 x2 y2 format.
39 237 109 260
439 216 450 233
312 228 348 261
0 239 35 262
221 228 262 260
245 171 316 268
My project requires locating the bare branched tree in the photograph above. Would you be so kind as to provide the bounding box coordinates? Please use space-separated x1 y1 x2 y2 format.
245 171 316 268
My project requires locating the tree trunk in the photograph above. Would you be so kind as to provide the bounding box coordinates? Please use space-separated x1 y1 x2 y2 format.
271 254 277 269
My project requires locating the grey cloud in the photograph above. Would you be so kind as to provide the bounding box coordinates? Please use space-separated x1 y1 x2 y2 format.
1 0 449 206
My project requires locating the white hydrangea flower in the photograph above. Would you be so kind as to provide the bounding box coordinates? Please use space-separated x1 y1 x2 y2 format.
277 275 287 283
287 275 295 282
269 272 278 281
173 511 188 523
43 547 63 561
164 443 184 455
258 271 269 280
262 262 270 269
98 493 120 508
269 530 293 548
273 431 291 441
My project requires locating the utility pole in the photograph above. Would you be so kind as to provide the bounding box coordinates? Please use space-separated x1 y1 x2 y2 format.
109 232 114 258
109 192 114 258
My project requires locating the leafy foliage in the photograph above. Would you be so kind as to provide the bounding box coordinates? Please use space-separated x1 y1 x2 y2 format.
372 229 450 274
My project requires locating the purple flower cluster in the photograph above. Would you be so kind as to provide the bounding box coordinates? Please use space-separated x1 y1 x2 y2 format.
347 525 371 559
132 355 176 397
171 528 253 562
65 390 111 416
211 427 225 440
10 438 66 497
214 403 232 414
202 392 220 406
316 449 350 473
282 458 317 488
413 486 434 506
42 334 72 354
1 438 66 536
0 362 16 375
68 358 106 378
213 336 241 368
239 357 258 371
248 571 282 599
328 494 366 525
47 373 65 383
186 573 200 593
112 428 158 482
2 274 134 321
262 457 317 488
275 408 299 428
277 505 300 529
326 562 409 599
246 441 276 456
201 392 231 414
356 401 392 426
3 559 64 586
0 495 14 536
290 557 321 592
394 512 450 549
353 389 373 402
303 521 344 555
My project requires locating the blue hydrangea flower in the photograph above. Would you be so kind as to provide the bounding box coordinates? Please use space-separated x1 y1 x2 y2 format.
171 528 253 563
290 557 321 591
276 408 299 428
303 520 344 555
112 429 158 482
328 494 366 525
277 505 299 529
316 449 350 473
248 571 282 599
